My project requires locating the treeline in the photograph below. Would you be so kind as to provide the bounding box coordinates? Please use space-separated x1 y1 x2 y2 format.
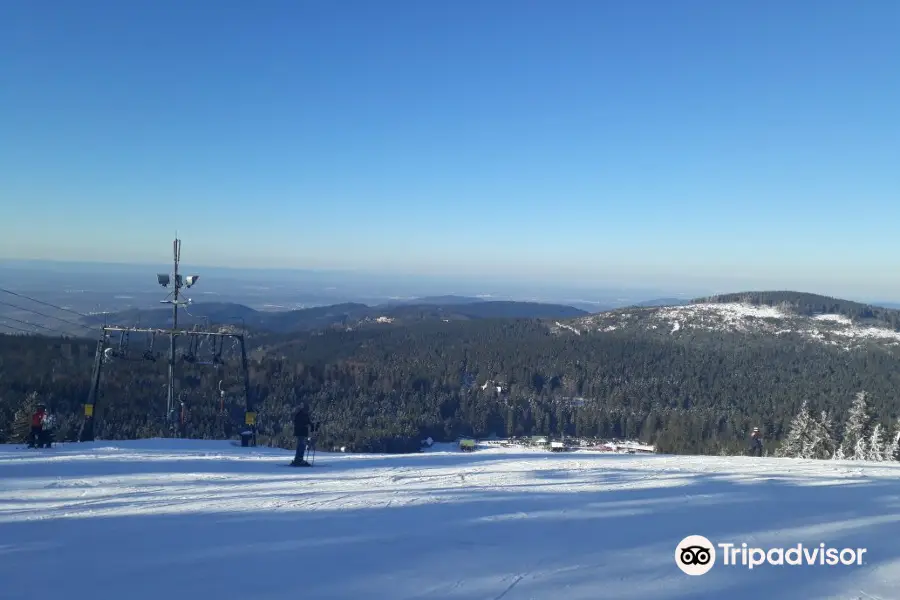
3 317 900 455
776 391 900 461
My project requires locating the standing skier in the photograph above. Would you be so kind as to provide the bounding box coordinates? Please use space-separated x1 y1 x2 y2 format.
40 410 56 448
29 404 46 448
290 402 311 467
749 427 763 457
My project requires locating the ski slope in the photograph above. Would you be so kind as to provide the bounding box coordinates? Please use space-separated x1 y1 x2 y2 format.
2 440 900 600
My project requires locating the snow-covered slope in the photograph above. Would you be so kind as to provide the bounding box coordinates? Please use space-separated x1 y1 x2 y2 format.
2 440 899 599
553 302 900 350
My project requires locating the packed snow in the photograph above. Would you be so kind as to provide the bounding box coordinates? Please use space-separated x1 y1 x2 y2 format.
814 314 854 325
553 321 581 335
563 302 900 350
2 440 900 599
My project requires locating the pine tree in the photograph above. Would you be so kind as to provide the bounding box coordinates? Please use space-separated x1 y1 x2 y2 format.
854 435 868 461
815 410 837 459
833 444 846 460
778 401 812 458
885 422 900 462
841 391 871 460
12 392 39 443
803 411 831 459
868 424 884 461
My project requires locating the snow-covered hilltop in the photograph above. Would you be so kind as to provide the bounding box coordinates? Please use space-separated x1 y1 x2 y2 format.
2 439 899 600
551 298 900 351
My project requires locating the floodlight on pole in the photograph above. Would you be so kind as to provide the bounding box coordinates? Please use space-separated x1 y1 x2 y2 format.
157 274 170 287
161 238 202 432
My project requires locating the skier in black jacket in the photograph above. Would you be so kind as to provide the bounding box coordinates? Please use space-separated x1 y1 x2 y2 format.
290 402 311 466
749 427 763 457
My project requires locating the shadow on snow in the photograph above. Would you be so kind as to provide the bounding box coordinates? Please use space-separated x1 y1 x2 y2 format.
1 443 899 600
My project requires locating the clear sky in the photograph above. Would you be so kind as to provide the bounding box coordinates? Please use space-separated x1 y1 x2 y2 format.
2 1 899 296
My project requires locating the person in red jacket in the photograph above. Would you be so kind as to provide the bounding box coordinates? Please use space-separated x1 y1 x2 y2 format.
29 405 46 448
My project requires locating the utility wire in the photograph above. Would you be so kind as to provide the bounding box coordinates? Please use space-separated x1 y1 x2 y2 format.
0 287 95 320
0 315 70 336
0 299 96 332
0 322 34 334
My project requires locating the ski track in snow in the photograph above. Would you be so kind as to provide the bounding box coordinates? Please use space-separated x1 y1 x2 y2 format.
2 439 900 600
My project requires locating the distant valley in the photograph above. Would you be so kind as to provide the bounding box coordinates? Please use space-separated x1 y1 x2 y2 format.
81 296 592 334
0 261 701 335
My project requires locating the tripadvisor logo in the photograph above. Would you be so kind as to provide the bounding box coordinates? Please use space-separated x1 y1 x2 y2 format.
675 535 867 575
676 535 716 575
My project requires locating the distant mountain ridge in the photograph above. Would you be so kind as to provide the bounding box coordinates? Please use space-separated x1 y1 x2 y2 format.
82 298 590 333
694 291 900 330
629 297 689 308
84 290 900 337
552 290 900 351
385 295 489 305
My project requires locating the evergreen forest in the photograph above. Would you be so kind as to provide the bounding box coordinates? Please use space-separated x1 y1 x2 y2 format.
3 298 900 457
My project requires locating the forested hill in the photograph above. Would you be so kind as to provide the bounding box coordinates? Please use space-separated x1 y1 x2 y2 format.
694 291 900 329
4 290 900 457
81 300 589 333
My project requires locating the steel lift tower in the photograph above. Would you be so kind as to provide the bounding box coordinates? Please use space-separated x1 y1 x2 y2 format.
78 237 256 445
157 237 199 426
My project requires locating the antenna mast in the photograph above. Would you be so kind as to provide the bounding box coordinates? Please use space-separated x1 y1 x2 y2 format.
167 238 180 427
157 237 198 431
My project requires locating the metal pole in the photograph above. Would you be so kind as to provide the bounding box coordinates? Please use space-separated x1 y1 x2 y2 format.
239 335 255 446
78 334 106 442
167 238 180 429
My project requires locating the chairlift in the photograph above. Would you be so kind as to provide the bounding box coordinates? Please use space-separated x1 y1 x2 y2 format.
181 331 198 363
142 331 159 361
212 336 225 365
196 334 222 366
101 331 129 362
224 337 241 362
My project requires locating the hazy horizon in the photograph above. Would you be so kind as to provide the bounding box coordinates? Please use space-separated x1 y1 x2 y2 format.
3 2 899 299
3 257 899 307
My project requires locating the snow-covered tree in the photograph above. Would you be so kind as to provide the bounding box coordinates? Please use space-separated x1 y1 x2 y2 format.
868 424 885 462
854 435 868 461
815 411 837 459
12 392 40 443
885 422 900 462
832 444 846 460
778 400 814 458
802 410 838 459
840 391 871 460
780 404 839 460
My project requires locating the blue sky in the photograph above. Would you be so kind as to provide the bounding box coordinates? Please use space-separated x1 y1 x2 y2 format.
2 1 899 296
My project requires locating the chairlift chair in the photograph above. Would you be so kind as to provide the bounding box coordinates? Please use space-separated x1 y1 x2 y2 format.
181 332 198 363
142 331 158 361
